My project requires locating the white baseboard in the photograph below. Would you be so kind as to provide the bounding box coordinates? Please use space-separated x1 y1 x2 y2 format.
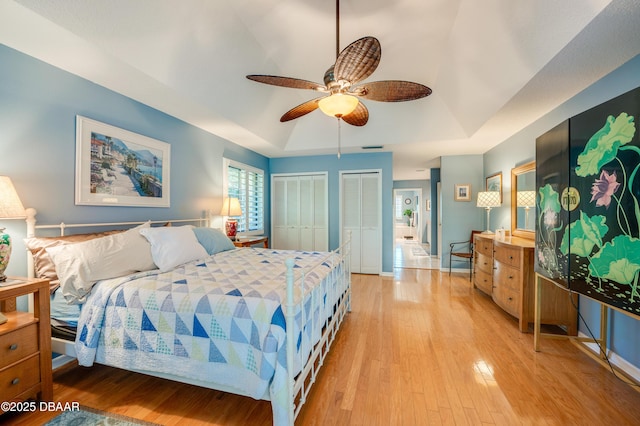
578 331 640 383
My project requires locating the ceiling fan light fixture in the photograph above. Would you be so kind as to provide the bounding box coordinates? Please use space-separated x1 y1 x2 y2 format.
318 93 359 118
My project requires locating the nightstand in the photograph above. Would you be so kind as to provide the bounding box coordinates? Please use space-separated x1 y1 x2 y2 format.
233 236 269 248
0 278 52 412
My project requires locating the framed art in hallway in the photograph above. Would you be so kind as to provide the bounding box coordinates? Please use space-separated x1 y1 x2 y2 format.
75 116 171 207
454 184 471 201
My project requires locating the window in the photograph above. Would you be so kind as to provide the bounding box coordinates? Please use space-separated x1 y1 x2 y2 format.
225 159 264 235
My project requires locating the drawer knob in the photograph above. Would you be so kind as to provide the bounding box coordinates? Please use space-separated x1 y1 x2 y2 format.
508 297 513 301
508 275 513 279
11 378 20 385
509 256 513 259
9 343 18 351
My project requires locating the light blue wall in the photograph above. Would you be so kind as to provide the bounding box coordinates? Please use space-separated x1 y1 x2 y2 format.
0 44 269 279
484 54 640 370
393 180 430 244
270 152 394 274
440 155 484 270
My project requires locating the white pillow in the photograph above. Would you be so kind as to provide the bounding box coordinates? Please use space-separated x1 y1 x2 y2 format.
47 223 156 304
139 226 208 272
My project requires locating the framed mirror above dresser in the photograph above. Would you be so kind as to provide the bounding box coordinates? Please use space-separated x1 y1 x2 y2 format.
511 161 536 239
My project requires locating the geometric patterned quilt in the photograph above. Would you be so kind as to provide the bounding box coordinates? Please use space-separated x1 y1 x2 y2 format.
74 248 343 426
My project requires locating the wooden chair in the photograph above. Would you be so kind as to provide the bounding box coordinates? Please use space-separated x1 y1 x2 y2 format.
449 230 482 281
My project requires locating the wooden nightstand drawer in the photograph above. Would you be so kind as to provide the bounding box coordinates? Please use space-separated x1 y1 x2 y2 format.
0 323 38 369
0 354 40 401
0 278 52 403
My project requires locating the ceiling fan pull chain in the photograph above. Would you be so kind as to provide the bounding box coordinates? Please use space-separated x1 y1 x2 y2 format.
337 117 342 159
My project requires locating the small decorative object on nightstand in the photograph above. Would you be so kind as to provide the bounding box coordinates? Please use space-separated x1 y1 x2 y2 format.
220 197 242 240
0 278 52 410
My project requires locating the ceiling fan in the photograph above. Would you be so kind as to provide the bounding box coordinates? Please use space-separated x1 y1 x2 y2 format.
246 0 432 127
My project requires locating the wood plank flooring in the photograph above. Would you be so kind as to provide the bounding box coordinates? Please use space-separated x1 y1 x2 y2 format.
4 270 640 425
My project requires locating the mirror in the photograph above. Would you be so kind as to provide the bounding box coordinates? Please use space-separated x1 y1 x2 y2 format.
511 161 536 239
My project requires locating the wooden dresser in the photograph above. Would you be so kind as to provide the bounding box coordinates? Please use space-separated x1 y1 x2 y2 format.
0 278 52 413
473 234 577 334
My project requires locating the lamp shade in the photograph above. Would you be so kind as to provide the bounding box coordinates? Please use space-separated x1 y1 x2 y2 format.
220 197 242 217
318 94 359 117
0 176 26 219
517 191 536 208
476 191 501 208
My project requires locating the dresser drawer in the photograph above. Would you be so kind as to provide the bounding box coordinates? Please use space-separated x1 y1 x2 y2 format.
494 262 523 292
493 287 520 318
0 324 38 369
475 237 493 257
474 269 493 295
476 252 493 274
0 354 40 401
494 245 521 268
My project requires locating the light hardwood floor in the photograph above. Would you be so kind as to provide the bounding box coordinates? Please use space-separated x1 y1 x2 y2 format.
4 270 640 425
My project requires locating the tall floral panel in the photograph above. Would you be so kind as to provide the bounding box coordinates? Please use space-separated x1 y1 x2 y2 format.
535 87 640 318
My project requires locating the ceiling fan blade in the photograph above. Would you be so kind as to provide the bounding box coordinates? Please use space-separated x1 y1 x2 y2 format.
341 101 369 126
350 80 432 102
247 75 326 92
333 36 381 84
280 97 325 122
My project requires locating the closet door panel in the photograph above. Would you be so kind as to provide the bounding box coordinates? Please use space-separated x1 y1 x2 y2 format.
342 174 361 272
313 176 328 251
272 177 287 249
298 176 314 251
360 173 380 274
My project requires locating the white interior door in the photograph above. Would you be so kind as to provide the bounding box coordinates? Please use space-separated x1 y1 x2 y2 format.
341 171 381 274
313 176 328 251
360 173 380 274
342 174 362 273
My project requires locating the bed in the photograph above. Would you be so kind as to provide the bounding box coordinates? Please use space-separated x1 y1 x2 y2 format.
24 208 351 425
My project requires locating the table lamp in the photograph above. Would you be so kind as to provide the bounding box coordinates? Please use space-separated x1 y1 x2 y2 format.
220 197 242 240
0 176 26 324
476 191 501 233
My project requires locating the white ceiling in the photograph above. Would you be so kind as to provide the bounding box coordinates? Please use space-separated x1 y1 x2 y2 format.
2 0 640 180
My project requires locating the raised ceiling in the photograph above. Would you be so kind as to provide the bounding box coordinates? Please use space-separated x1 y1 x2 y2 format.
2 0 640 180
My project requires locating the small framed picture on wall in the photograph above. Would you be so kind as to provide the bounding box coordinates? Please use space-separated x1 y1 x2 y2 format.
454 184 471 201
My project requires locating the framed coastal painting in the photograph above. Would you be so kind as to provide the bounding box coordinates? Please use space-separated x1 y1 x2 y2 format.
454 184 471 201
75 116 170 207
486 172 502 202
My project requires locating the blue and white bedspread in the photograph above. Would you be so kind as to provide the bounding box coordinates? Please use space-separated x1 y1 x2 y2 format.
75 248 345 425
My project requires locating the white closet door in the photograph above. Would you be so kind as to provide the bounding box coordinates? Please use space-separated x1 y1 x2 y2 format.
342 174 362 273
284 177 299 250
313 176 328 251
272 174 328 252
272 177 287 249
299 176 314 251
360 173 381 274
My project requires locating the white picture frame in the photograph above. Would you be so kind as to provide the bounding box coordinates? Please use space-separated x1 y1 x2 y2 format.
75 116 170 207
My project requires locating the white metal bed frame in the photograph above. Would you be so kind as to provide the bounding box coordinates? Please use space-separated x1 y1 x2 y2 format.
25 208 351 425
